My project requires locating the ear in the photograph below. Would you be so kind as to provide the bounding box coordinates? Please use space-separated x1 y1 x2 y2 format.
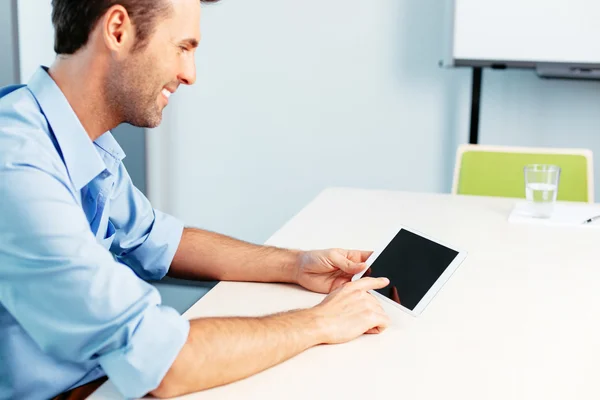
101 5 135 57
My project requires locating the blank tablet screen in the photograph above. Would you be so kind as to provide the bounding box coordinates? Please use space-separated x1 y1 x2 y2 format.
366 229 459 310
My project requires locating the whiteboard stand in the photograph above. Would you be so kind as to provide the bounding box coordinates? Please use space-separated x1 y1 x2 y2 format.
468 67 482 145
536 65 600 80
444 0 600 146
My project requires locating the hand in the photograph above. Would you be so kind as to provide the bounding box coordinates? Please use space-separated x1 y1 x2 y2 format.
308 277 392 344
363 267 400 304
295 248 372 294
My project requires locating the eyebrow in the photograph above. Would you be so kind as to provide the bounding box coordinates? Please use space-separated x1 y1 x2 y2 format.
179 38 199 49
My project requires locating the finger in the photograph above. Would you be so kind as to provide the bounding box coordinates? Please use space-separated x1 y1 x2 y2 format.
365 326 388 334
330 275 352 292
329 251 368 274
348 276 390 291
366 313 391 334
359 250 373 262
346 249 373 263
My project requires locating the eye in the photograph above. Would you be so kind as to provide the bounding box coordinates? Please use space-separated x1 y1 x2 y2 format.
179 46 189 54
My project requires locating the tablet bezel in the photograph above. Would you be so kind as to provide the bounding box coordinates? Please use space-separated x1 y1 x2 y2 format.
351 225 467 317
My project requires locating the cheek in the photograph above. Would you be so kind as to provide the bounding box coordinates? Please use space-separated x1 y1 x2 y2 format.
136 48 167 82
135 44 178 90
151 57 176 86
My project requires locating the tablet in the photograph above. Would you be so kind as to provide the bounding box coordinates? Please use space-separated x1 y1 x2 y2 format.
352 225 467 316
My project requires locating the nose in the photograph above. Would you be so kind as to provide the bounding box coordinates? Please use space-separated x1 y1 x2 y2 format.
178 55 197 86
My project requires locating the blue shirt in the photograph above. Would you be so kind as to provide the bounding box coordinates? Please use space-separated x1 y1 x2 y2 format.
0 67 189 399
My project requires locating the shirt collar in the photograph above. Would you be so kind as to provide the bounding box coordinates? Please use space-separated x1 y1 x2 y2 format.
94 130 126 178
27 67 126 189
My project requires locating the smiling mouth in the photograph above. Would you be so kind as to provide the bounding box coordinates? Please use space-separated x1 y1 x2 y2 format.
161 88 172 100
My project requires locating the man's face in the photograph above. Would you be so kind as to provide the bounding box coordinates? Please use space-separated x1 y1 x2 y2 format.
106 0 201 128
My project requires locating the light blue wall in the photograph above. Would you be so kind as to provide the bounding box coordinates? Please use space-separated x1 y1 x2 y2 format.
0 0 19 86
159 0 472 244
155 0 600 245
16 0 54 83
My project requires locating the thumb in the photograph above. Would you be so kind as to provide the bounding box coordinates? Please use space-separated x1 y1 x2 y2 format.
331 251 368 274
346 261 368 274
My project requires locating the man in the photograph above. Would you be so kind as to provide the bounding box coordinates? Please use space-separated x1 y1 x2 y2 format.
0 0 391 398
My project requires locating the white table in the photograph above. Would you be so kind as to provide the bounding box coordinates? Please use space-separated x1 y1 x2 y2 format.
91 188 600 399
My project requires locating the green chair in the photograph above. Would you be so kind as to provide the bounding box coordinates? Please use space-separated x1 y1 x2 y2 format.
452 145 594 203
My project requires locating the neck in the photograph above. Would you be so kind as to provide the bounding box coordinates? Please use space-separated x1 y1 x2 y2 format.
48 53 120 142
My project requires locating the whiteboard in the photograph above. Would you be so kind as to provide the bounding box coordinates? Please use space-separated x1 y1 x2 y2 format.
449 0 600 67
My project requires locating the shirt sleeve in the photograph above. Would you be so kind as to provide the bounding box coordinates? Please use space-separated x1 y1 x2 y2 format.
108 162 184 281
0 155 189 398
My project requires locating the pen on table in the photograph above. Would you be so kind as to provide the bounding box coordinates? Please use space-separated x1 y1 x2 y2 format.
582 215 600 224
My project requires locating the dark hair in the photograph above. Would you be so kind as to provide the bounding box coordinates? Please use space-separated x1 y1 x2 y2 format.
52 0 219 55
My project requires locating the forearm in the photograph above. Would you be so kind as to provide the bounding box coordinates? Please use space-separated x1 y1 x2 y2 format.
150 310 321 397
169 227 300 283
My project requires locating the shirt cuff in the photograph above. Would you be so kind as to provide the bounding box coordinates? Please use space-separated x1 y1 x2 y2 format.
123 210 184 281
98 305 190 398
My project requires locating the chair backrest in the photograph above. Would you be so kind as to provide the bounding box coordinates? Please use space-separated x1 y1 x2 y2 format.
452 144 594 203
